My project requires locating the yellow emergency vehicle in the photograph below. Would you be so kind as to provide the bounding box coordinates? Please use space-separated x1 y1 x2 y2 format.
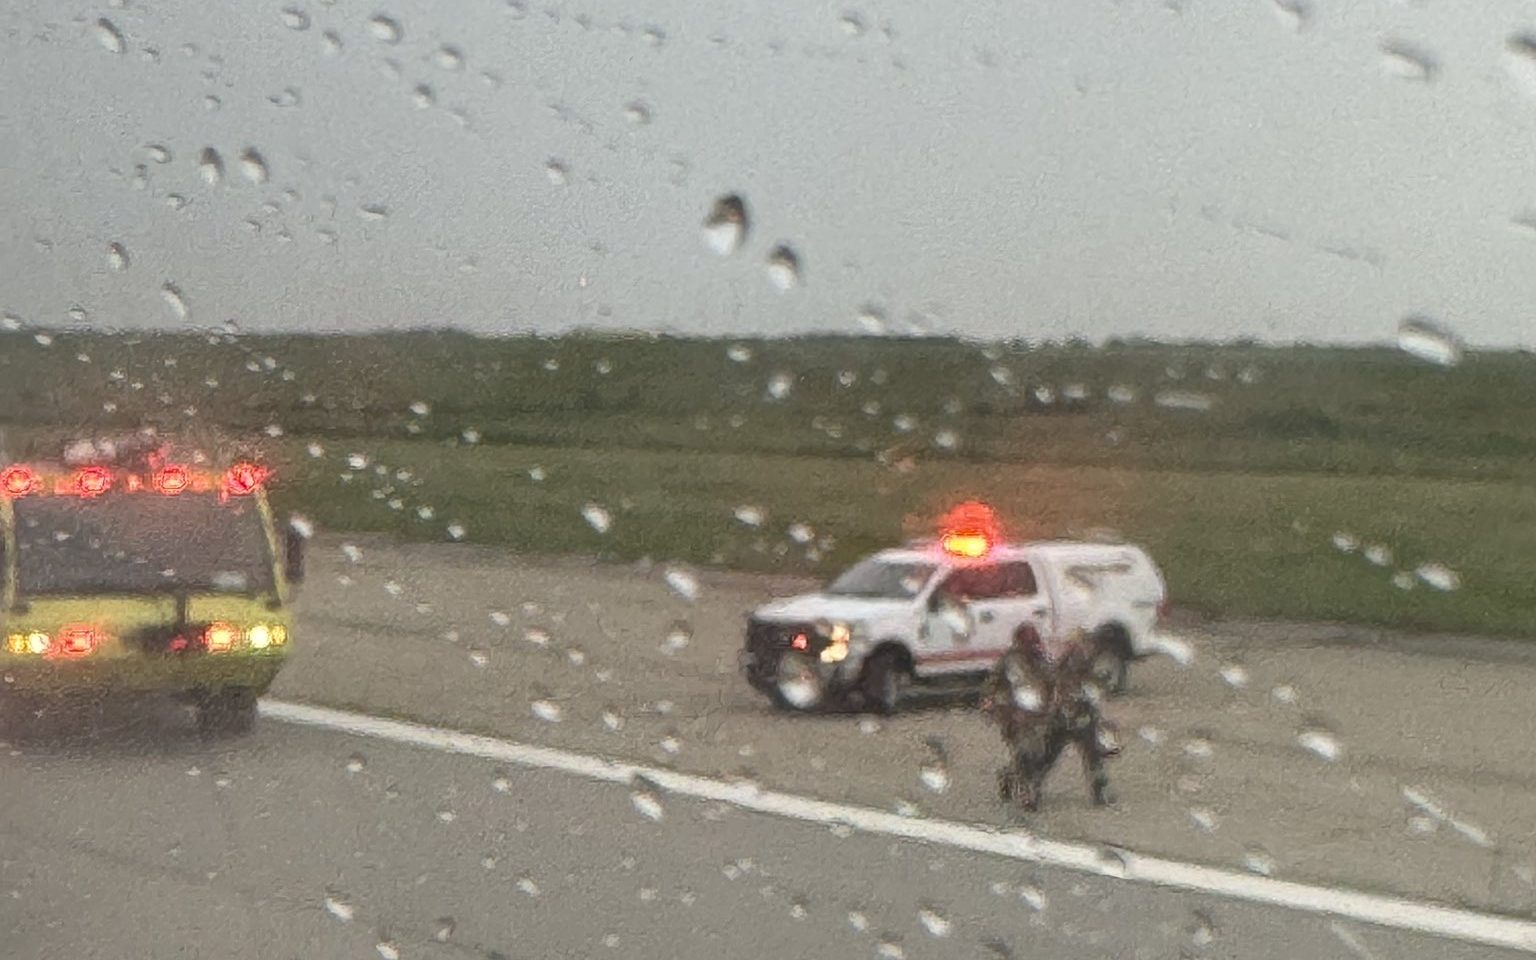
0 433 307 734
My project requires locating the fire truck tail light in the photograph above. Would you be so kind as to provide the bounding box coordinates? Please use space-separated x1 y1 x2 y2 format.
76 466 113 497
57 625 101 657
224 462 269 496
154 464 190 494
1 466 39 497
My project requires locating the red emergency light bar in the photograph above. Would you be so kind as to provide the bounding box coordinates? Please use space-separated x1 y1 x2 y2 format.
938 499 1002 558
0 461 271 499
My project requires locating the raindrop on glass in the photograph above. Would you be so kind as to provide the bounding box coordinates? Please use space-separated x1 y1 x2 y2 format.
280 7 310 30
321 30 342 55
432 44 464 70
765 245 801 291
108 243 130 271
1379 40 1436 82
95 19 126 54
545 160 569 185
411 84 435 108
1219 664 1248 688
919 761 950 794
623 100 652 125
1506 34 1536 98
702 194 748 255
664 567 700 601
531 699 562 722
358 204 389 221
1396 316 1461 366
766 372 795 400
198 148 224 186
631 789 664 821
239 148 269 184
917 907 950 938
1298 729 1342 761
1415 562 1460 591
367 14 402 44
161 283 190 321
324 895 356 922
582 503 612 534
734 505 764 527
1271 0 1309 32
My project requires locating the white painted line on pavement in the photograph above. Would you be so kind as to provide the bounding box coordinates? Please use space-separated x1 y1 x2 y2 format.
261 699 1536 954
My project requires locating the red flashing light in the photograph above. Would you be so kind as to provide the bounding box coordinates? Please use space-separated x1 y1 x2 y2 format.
1 466 39 497
56 624 100 658
938 500 1001 558
791 633 809 651
154 464 190 495
224 462 269 496
76 466 113 497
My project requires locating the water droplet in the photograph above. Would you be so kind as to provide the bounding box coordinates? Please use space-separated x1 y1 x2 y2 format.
280 7 310 30
601 708 624 731
367 14 402 43
622 100 652 125
1271 0 1309 31
107 243 130 271
1244 846 1276 875
765 245 801 290
433 918 455 942
467 648 489 667
166 193 188 210
919 761 950 794
1396 316 1461 366
766 372 795 401
1219 664 1248 688
1379 40 1436 82
432 44 464 70
1188 807 1219 832
1153 390 1214 412
662 622 692 654
410 83 435 109
239 148 269 184
268 87 302 108
144 144 172 164
916 907 950 937
582 503 612 534
324 895 356 921
1271 684 1298 704
524 627 551 647
934 429 958 450
1415 562 1460 591
664 567 700 601
160 283 189 321
375 941 399 960
515 875 541 897
1182 738 1214 759
1187 910 1218 947
1331 532 1358 553
545 160 569 185
358 204 389 221
531 699 562 722
1505 33 1536 97
1392 571 1416 590
95 18 126 53
857 305 887 334
321 29 342 54
446 522 466 540
733 505 765 527
631 789 664 821
840 11 867 35
1298 729 1342 761
876 940 905 959
198 148 224 186
702 194 748 255
204 95 223 112
847 911 869 932
1362 544 1392 567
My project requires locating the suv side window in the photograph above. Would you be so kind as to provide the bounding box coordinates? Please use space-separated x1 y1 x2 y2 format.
998 561 1038 598
934 564 1008 602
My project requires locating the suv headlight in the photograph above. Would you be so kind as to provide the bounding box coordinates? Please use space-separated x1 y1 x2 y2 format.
819 622 856 663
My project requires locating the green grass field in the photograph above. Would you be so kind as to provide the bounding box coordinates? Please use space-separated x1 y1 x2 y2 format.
2 329 1532 637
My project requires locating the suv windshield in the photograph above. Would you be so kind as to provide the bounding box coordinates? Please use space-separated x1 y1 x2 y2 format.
825 558 935 599
12 493 275 597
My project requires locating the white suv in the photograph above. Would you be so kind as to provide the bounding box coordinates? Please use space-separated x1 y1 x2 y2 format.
741 538 1169 714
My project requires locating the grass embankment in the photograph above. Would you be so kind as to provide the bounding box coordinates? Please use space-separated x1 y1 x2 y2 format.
1 330 1532 637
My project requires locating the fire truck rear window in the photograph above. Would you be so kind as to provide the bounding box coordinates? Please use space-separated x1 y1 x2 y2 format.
12 493 276 597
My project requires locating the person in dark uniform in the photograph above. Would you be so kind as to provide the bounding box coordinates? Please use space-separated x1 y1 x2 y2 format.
980 624 1119 811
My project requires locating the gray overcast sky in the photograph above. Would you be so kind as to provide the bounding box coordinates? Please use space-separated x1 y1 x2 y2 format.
3 0 1536 348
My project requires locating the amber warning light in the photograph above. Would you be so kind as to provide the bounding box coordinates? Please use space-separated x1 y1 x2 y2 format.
939 500 1001 558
